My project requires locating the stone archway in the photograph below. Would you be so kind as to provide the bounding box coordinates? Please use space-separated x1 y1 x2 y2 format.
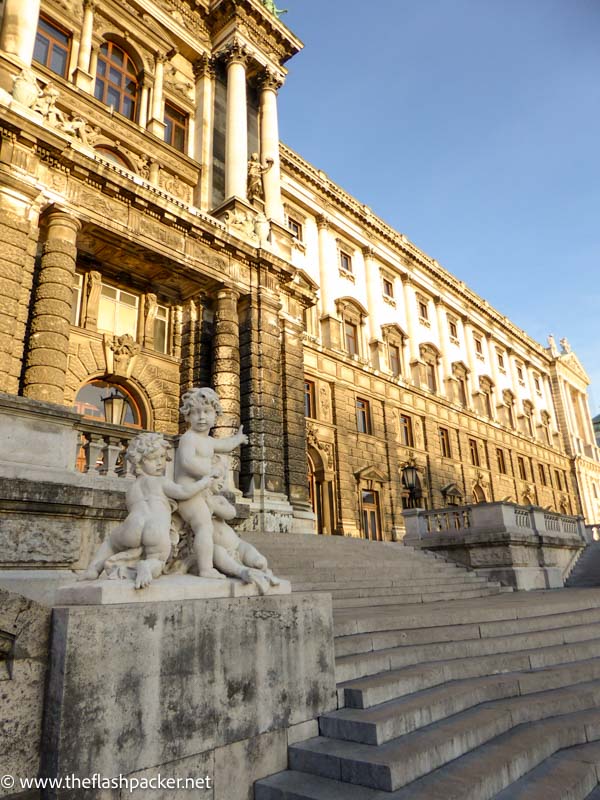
307 446 335 535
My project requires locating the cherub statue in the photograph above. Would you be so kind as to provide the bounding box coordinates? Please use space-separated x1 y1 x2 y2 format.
174 388 248 579
209 459 281 594
247 152 273 202
79 433 218 589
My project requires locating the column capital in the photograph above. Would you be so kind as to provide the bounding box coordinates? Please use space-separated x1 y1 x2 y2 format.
361 245 375 259
83 0 97 10
400 272 413 285
258 68 284 93
215 285 241 302
316 214 330 231
193 53 216 80
433 294 444 307
221 39 250 67
41 206 82 236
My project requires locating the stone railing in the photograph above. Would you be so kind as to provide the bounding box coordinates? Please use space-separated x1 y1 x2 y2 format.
404 501 587 543
75 421 137 478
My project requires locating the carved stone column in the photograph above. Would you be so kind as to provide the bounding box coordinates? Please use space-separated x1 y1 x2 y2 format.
82 269 101 330
23 207 81 404
211 287 241 437
317 215 334 317
434 297 450 397
148 52 168 138
281 312 314 528
258 69 284 223
74 0 96 92
193 55 216 210
401 275 420 363
224 41 249 200
0 187 39 395
0 0 41 66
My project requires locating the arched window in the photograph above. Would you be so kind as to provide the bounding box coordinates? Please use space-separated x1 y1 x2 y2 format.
74 380 143 427
94 42 139 120
93 146 132 169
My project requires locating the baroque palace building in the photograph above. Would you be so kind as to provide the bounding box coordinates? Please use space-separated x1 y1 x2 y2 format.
0 0 598 539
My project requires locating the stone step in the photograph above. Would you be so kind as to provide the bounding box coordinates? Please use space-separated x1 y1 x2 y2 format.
493 740 600 799
335 620 600 681
293 574 485 593
337 637 600 703
289 695 600 793
324 660 600 745
308 581 491 601
255 770 382 799
334 605 600 657
331 586 502 611
332 591 600 636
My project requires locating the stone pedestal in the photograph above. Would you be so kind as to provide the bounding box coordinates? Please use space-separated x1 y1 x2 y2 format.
42 593 336 798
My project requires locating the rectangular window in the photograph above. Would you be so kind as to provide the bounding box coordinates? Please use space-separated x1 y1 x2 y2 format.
538 463 547 486
426 362 437 393
474 335 483 356
457 378 468 407
516 364 525 383
389 344 401 377
448 319 458 340
344 320 358 355
164 102 188 153
304 380 316 419
418 299 429 321
554 469 563 491
287 216 303 240
98 284 139 339
33 15 70 77
534 375 541 394
362 490 381 541
469 439 480 467
497 448 507 474
497 351 505 370
399 414 414 447
382 278 394 298
439 427 452 458
517 456 527 481
71 273 83 326
356 397 371 435
339 250 352 273
153 304 169 354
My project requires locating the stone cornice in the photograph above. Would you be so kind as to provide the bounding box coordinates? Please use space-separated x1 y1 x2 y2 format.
280 142 552 366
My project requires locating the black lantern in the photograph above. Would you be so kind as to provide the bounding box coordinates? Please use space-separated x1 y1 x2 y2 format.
101 388 128 425
401 461 421 509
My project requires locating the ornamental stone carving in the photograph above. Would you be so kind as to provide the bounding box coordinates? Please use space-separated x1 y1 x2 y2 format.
103 334 141 378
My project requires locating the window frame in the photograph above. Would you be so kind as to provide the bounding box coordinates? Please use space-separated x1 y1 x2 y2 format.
339 249 353 274
469 438 480 467
304 379 317 419
439 427 452 459
164 101 188 153
33 14 71 78
356 397 372 435
497 448 507 474
344 319 359 356
94 41 139 121
97 282 140 339
399 414 414 447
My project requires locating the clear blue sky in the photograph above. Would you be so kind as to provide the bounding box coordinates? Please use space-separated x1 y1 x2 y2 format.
277 0 600 415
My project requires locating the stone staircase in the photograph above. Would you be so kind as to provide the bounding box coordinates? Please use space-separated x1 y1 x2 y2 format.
249 535 600 799
567 542 600 587
243 533 509 607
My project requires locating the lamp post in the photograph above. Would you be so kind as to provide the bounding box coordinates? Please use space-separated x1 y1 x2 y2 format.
101 388 128 425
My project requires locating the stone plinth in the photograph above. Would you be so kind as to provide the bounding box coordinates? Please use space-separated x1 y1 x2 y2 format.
56 575 291 605
42 593 336 798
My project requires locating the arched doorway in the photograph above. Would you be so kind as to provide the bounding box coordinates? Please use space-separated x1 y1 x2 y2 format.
307 447 335 535
74 379 144 426
473 484 487 503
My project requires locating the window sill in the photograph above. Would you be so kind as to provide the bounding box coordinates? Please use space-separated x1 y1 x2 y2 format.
339 267 355 283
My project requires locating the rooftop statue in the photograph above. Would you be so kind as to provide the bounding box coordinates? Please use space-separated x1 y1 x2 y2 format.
261 0 288 18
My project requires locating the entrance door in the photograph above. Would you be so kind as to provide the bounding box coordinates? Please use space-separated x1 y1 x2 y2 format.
362 490 382 541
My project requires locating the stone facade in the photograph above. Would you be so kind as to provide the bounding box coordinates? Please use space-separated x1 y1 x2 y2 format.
0 0 597 555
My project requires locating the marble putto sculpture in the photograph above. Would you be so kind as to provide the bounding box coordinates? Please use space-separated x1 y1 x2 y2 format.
78 388 282 595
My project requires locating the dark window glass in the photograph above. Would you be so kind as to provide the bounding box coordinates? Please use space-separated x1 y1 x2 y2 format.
389 344 401 377
538 464 547 486
517 456 527 480
497 448 507 474
469 439 480 467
